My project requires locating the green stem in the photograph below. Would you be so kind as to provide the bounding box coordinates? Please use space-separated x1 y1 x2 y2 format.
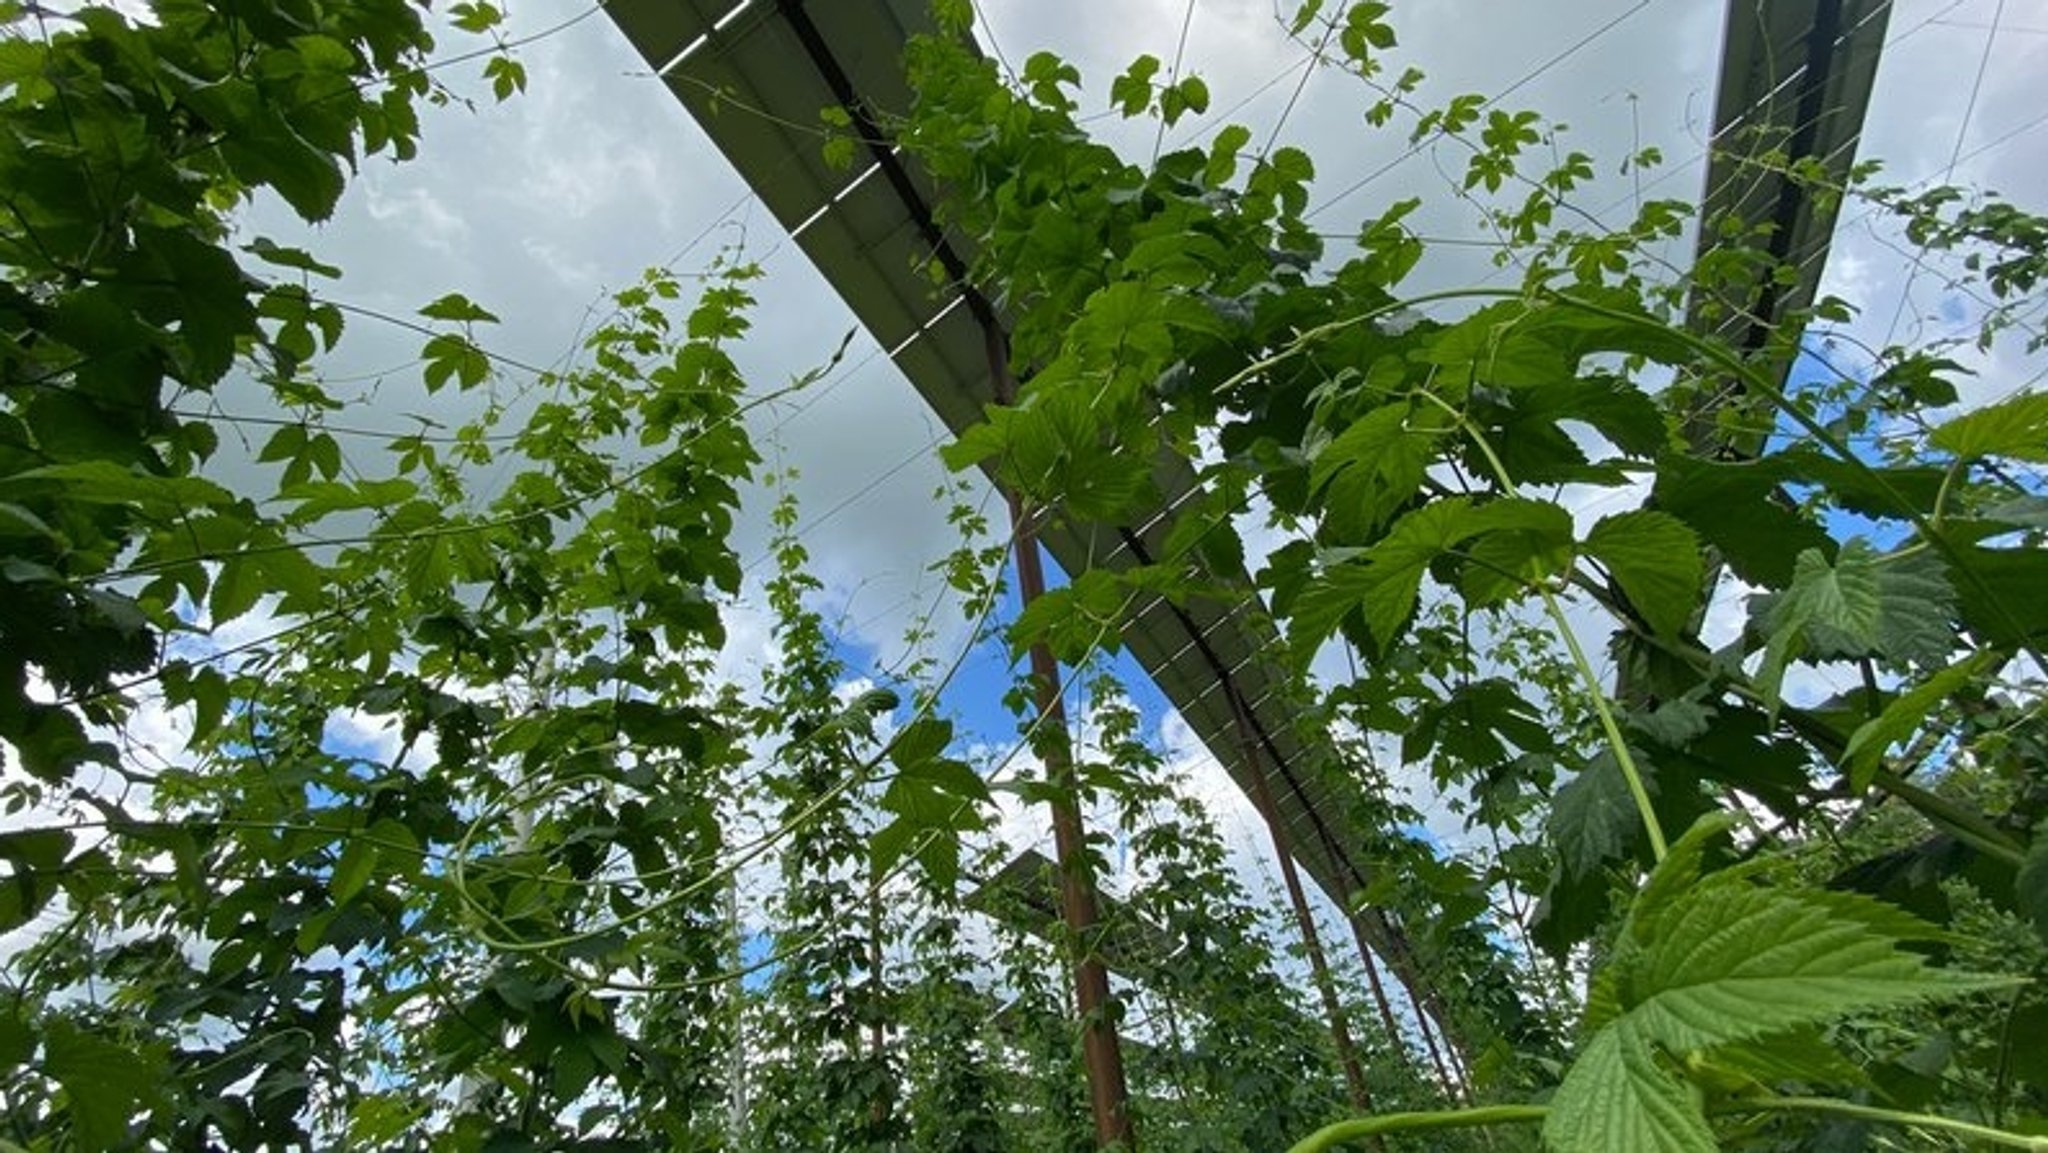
1284 1097 2048 1153
1932 457 1965 526
1870 771 2028 867
1286 1105 1548 1153
1542 585 1668 862
1411 386 1668 863
1728 1096 2048 1151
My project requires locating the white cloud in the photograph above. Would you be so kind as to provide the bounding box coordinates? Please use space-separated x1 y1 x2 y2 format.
359 178 473 256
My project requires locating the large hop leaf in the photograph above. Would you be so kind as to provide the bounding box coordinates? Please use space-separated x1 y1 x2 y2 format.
1750 540 1959 713
1544 819 2015 1153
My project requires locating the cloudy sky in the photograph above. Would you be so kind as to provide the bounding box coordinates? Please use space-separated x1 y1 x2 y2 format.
232 0 2047 882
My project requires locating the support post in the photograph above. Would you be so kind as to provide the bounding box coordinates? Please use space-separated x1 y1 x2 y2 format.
1225 688 1375 1117
987 326 1137 1151
1343 912 1458 1098
1343 913 1412 1064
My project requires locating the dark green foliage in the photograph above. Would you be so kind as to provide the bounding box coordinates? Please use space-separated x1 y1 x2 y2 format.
895 4 2048 1148
4 1 2045 1150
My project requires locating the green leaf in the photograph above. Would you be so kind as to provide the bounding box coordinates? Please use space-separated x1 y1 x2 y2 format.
45 1018 159 1152
1585 510 1702 638
888 716 955 772
1624 813 1737 947
450 2 503 31
1286 560 1376 664
1653 455 1830 586
0 1011 30 1069
1871 548 1960 667
1459 501 1575 608
1983 494 2048 528
10 462 234 511
1544 1025 1715 1153
1754 544 1879 713
0 827 74 871
1008 569 1127 664
280 477 420 523
1021 50 1081 108
1696 1029 1870 1091
1552 852 2013 1153
1627 697 1713 747
1626 883 2009 1051
483 55 525 101
884 758 989 818
331 836 378 903
1291 497 1571 656
246 236 343 279
423 333 491 392
419 293 500 324
1754 541 1960 713
1309 401 1438 540
209 554 266 625
2018 818 2048 947
1548 748 1649 879
1842 651 1996 788
210 93 347 222
1205 123 1251 186
870 818 924 884
1930 390 2048 462
1352 499 1480 648
1777 543 1883 649
1404 678 1554 766
1110 54 1159 117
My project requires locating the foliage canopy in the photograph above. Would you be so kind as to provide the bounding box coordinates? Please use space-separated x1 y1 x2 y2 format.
2 1 2046 1151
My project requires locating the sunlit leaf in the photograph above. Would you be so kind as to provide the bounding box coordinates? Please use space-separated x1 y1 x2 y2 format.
1842 652 1996 788
1930 390 2048 462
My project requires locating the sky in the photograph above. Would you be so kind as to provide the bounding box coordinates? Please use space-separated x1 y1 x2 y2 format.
211 0 2048 928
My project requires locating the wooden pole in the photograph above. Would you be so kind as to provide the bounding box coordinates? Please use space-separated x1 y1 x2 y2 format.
988 325 1137 1151
1343 913 1408 1062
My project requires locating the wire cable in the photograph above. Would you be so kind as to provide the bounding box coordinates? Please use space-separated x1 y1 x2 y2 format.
1879 0 2007 350
1306 0 1657 223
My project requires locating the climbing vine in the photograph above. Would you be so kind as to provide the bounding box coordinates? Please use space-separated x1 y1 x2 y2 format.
1 0 2045 1150
899 0 2048 1149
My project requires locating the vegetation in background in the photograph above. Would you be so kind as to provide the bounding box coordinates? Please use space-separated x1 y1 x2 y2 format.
1 0 2044 1150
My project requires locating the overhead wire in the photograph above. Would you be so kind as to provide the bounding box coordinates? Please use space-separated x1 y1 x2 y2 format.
1153 0 1201 165
1306 0 1659 222
1257 5 1341 162
1879 0 2008 350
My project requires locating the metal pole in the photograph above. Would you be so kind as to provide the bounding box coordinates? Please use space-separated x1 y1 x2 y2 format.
1225 688 1376 1117
1342 909 1459 1098
1342 914 1409 1063
987 325 1137 1151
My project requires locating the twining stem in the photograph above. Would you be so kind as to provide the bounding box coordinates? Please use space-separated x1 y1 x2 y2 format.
1730 1096 2048 1151
1541 585 1668 862
1283 1096 2048 1152
1873 770 2027 867
1286 1105 1548 1153
1412 387 1668 862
